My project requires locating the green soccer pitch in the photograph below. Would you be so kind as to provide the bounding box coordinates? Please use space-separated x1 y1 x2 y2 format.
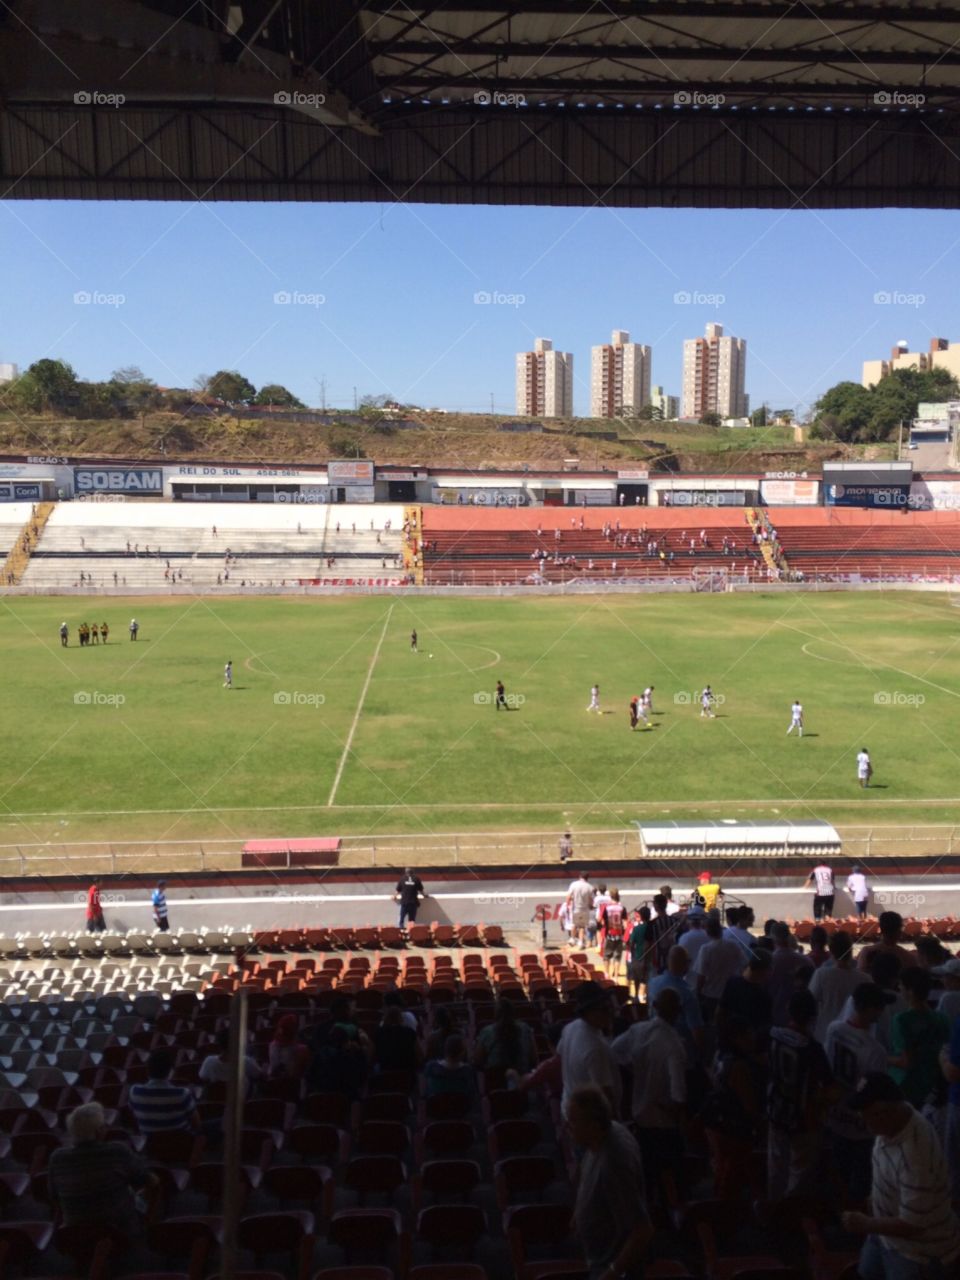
2 590 959 850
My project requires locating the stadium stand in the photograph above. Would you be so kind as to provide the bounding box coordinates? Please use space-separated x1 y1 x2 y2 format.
420 509 760 586
0 910 954 1279
18 504 408 592
420 506 960 585
772 508 960 580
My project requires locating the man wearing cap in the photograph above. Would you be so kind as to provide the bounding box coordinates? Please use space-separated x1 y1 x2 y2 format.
693 871 721 913
558 981 621 1114
842 1072 960 1280
825 983 896 1202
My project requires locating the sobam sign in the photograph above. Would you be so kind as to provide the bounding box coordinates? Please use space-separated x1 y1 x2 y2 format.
74 467 163 495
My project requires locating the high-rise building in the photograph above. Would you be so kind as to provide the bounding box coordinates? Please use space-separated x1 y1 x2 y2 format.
651 385 679 420
862 337 960 388
0 363 18 384
681 322 748 420
516 338 573 418
589 330 652 419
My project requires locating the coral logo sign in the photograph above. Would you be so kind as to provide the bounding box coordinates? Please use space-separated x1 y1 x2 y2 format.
74 468 163 494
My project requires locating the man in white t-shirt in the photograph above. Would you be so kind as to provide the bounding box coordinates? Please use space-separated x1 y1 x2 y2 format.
842 1072 960 1280
804 862 835 920
809 930 865 1043
824 983 894 1202
660 885 680 917
566 873 595 949
612 987 686 1182
857 748 872 789
558 982 621 1113
692 915 744 1015
846 866 869 918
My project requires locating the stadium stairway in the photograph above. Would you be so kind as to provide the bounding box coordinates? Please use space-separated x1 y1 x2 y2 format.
1 501 54 586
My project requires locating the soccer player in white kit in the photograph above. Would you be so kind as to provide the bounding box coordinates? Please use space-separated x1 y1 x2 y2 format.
642 686 654 715
587 684 601 712
700 686 716 717
787 699 804 736
224 660 233 689
857 747 872 788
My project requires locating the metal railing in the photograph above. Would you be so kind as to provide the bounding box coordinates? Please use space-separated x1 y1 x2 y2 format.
0 824 958 877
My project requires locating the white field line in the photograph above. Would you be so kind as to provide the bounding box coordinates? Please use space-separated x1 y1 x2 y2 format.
327 603 393 807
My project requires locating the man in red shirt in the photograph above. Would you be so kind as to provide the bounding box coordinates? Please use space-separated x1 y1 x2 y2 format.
86 883 105 933
599 889 627 980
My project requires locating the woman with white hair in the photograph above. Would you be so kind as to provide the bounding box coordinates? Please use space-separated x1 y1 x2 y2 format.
47 1102 156 1236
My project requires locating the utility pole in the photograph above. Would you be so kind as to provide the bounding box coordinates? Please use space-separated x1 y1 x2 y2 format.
320 376 326 412
353 386 358 411
490 392 494 415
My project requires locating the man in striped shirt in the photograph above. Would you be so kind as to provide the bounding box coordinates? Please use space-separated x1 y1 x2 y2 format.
842 1072 960 1280
128 1049 200 1134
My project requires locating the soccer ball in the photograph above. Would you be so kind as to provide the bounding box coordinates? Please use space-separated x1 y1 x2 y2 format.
429 653 434 658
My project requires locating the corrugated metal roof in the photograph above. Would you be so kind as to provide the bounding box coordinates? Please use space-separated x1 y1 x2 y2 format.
4 1 960 206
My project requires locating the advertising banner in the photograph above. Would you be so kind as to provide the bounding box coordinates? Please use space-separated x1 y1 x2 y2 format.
761 479 819 505
825 483 910 508
74 467 163 495
0 482 41 501
327 459 375 486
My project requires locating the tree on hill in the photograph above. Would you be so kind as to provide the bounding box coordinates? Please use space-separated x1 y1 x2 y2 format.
111 365 153 387
252 384 305 408
699 411 721 427
204 370 256 404
13 358 79 412
811 366 960 442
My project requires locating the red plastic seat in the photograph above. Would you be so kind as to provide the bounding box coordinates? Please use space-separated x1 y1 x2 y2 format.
314 1270 394 1280
0 1222 55 1266
484 1090 529 1123
356 1094 411 1125
418 1121 475 1157
304 1093 352 1127
421 1094 470 1121
488 1119 540 1160
263 1165 334 1220
356 1121 409 1156
343 1156 407 1202
143 1131 205 1167
416 1204 485 1251
505 1205 584 1280
409 1268 486 1280
495 1156 557 1208
327 1209 406 1263
237 1211 315 1280
414 1159 482 1209
289 1125 349 1166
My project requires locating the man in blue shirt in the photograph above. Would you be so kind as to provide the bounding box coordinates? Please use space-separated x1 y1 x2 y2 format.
151 881 169 932
648 945 704 1063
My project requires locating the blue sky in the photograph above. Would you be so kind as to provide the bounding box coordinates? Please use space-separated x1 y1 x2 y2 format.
5 200 960 418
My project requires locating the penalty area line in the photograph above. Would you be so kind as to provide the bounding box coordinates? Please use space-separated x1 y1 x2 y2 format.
327 603 394 808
